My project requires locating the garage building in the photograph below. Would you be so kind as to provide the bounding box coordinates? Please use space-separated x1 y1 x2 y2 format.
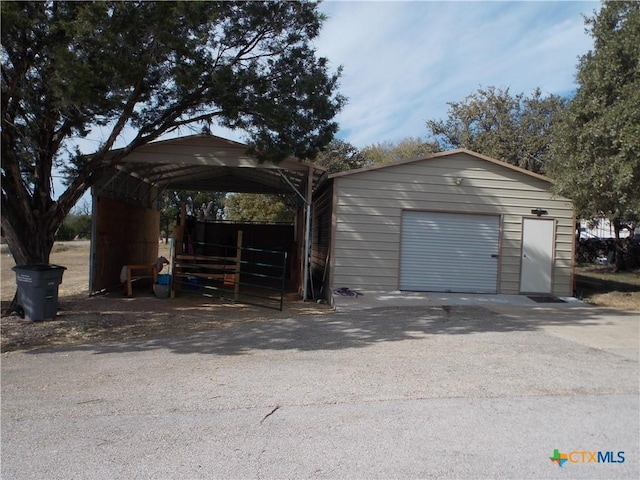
313 149 575 297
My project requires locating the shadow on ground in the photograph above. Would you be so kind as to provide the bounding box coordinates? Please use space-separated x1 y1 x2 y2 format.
18 300 638 357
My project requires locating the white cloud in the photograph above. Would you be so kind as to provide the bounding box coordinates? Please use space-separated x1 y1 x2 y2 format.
315 0 597 148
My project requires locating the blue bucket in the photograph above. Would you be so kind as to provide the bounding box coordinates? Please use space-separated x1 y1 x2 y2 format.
157 274 171 285
186 276 200 291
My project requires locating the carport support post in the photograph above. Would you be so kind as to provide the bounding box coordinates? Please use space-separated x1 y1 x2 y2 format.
303 202 312 301
89 188 97 292
302 165 314 301
278 166 313 301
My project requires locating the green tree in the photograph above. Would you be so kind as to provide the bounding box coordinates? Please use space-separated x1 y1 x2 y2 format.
54 211 91 241
1 1 344 271
54 221 75 242
426 86 565 173
64 214 91 239
226 139 364 223
158 193 180 245
225 193 294 223
158 191 226 243
548 1 640 269
360 137 439 165
313 139 366 173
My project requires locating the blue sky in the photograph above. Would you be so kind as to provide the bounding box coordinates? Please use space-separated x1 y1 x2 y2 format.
89 0 600 152
58 1 600 201
311 0 599 148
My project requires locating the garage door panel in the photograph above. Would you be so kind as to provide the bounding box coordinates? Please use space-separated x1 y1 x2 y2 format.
400 211 499 293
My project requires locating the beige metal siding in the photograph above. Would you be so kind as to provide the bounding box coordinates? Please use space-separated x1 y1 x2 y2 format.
331 152 574 295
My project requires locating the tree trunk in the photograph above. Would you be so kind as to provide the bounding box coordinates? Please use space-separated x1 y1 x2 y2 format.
1 211 57 314
2 215 56 266
612 221 627 272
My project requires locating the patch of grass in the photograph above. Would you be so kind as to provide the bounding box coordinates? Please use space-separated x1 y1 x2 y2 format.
575 264 640 310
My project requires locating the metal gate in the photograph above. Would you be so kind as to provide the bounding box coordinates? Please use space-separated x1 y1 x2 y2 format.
172 241 288 311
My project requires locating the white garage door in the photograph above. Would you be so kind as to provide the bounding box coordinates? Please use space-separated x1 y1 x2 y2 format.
400 211 500 293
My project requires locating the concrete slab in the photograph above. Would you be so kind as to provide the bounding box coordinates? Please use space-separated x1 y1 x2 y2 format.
332 290 585 311
332 290 639 361
492 304 640 361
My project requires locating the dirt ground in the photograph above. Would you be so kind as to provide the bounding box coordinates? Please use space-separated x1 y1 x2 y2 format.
575 264 640 310
1 241 93 301
2 242 637 352
0 242 330 352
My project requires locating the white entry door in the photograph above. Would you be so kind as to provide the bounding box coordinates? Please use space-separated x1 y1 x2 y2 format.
520 218 555 294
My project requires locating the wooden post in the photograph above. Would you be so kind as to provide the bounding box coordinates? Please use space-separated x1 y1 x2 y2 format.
170 204 187 297
234 230 243 300
172 225 184 255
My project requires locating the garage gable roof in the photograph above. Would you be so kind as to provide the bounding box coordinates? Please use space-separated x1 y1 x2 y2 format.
100 134 326 195
328 148 551 183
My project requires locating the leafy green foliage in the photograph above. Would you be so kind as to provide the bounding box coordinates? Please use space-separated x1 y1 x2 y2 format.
1 1 344 265
225 194 294 223
158 191 226 242
55 214 91 241
223 139 366 221
548 1 640 233
426 86 565 173
361 137 440 165
312 139 366 173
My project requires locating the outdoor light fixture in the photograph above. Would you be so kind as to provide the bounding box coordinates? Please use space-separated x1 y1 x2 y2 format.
531 208 548 217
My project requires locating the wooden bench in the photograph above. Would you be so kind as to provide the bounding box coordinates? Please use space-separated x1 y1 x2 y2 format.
123 264 158 296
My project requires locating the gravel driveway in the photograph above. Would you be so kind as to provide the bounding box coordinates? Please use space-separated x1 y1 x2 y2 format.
2 303 638 479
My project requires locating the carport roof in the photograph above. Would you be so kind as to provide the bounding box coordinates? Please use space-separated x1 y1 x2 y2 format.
101 134 326 195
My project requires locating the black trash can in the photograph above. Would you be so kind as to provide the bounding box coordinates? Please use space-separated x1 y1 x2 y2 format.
12 264 67 321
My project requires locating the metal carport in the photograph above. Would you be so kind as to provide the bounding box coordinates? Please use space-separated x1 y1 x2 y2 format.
89 134 326 300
